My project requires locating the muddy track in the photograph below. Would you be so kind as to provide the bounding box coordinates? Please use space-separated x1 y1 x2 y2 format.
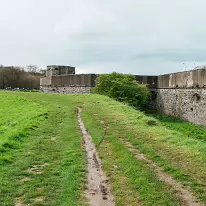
77 108 115 206
121 138 204 206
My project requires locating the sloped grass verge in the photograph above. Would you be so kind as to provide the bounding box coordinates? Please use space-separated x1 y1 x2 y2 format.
147 112 206 140
80 107 180 206
77 94 206 204
0 95 48 163
0 93 87 206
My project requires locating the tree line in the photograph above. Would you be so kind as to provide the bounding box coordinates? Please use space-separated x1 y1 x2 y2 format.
0 66 44 90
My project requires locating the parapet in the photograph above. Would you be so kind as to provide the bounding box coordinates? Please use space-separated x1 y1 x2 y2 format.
157 68 206 88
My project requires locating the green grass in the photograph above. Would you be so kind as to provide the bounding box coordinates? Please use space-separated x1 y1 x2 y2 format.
81 110 180 205
0 92 87 206
77 95 206 204
1 91 206 205
146 111 206 140
0 95 46 150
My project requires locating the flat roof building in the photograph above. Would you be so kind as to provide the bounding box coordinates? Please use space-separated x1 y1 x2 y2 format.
46 65 75 76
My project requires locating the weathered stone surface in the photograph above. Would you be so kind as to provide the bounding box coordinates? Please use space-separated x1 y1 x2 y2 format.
40 86 92 94
40 77 51 86
157 68 206 88
155 89 206 126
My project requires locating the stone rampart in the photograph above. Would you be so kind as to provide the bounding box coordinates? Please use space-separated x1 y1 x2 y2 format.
153 68 206 125
157 68 206 88
40 86 92 94
154 88 206 126
40 66 206 126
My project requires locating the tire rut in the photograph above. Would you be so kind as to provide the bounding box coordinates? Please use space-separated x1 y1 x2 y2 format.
77 108 115 206
121 138 205 206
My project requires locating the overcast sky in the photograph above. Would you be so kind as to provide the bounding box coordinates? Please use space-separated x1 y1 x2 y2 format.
1 0 206 75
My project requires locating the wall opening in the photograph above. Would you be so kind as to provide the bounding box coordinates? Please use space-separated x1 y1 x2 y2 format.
192 93 201 102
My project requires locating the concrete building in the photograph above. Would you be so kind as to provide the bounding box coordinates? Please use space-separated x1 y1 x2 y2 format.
46 65 75 76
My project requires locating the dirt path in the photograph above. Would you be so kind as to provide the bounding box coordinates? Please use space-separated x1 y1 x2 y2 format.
77 108 115 206
120 138 204 206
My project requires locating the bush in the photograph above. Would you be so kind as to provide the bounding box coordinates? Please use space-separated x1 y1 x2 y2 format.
92 72 151 108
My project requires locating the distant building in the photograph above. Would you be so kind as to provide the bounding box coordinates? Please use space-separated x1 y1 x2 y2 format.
46 65 75 76
40 65 96 94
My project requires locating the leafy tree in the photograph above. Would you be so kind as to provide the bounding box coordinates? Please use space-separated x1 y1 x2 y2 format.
93 72 150 108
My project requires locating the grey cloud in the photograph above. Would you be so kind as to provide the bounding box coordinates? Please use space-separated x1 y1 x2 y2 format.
133 49 206 62
1 0 206 74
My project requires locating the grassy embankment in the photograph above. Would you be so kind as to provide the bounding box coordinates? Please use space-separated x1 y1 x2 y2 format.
148 112 206 140
0 91 206 205
79 95 206 205
0 93 87 206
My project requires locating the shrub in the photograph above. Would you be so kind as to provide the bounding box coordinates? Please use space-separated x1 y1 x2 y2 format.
92 72 150 108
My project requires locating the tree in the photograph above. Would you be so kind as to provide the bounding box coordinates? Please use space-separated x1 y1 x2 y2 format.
0 66 42 89
92 72 151 108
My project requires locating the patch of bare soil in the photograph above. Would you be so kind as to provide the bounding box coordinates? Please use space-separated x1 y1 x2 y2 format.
15 197 29 206
27 163 49 175
15 196 44 206
121 139 204 206
32 197 44 204
17 177 32 182
78 108 115 206
51 136 58 141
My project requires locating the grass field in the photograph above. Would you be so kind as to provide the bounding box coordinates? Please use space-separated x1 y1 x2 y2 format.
0 91 206 206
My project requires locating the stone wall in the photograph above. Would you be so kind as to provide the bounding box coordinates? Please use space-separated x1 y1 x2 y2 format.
47 65 75 76
157 68 206 88
40 66 206 126
40 77 51 86
152 68 206 126
155 88 206 126
51 74 96 87
40 86 92 94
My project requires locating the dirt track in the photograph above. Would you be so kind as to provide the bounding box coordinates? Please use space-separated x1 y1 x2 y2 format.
78 108 115 206
77 107 204 206
121 139 204 206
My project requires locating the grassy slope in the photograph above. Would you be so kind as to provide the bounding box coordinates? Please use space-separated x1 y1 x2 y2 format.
0 92 87 206
0 95 46 154
146 111 206 140
77 94 206 204
1 92 206 205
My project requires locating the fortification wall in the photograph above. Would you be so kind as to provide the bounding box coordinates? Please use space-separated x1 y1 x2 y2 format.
51 74 96 87
47 65 75 75
40 73 96 94
134 69 206 126
154 68 206 126
157 68 206 88
40 66 206 126
154 88 206 126
40 86 92 94
40 77 51 86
